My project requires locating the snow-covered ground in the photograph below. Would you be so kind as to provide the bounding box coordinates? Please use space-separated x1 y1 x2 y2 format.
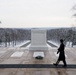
0 40 30 48
15 40 30 47
48 40 76 48
48 40 59 47
66 41 72 47
0 40 76 49
73 45 76 48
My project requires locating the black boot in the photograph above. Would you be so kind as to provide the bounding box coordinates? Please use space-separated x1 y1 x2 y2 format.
53 63 58 66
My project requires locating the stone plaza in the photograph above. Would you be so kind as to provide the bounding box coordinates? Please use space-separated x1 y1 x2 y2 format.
0 44 76 75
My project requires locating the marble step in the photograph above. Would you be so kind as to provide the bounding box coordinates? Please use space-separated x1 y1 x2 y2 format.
0 64 76 68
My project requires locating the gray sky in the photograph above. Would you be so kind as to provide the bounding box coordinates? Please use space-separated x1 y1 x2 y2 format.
0 0 76 28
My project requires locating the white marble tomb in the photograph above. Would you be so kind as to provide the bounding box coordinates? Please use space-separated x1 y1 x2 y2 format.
29 29 48 50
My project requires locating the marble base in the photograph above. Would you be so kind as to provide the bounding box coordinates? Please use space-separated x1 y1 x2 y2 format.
29 45 48 50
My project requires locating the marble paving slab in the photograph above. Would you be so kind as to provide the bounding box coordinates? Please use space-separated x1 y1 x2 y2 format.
0 51 6 54
11 52 24 57
0 59 21 64
0 51 6 57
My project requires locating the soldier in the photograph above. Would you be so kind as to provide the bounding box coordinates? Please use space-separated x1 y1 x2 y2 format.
53 39 67 67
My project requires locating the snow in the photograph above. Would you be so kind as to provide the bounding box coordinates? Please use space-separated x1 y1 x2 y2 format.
73 45 76 48
48 40 76 48
48 40 59 47
0 40 30 48
25 44 31 49
66 41 72 47
15 40 30 47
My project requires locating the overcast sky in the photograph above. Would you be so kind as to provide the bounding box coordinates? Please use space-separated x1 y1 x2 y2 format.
0 0 76 28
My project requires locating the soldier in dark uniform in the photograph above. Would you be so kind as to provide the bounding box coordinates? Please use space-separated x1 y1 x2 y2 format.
53 39 67 67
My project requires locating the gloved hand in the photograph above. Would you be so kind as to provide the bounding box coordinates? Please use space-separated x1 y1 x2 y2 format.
57 51 59 54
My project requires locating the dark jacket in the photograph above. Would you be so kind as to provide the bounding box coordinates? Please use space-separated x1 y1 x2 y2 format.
57 43 65 61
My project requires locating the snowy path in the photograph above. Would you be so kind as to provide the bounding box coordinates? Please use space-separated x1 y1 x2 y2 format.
15 40 30 47
47 40 59 47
